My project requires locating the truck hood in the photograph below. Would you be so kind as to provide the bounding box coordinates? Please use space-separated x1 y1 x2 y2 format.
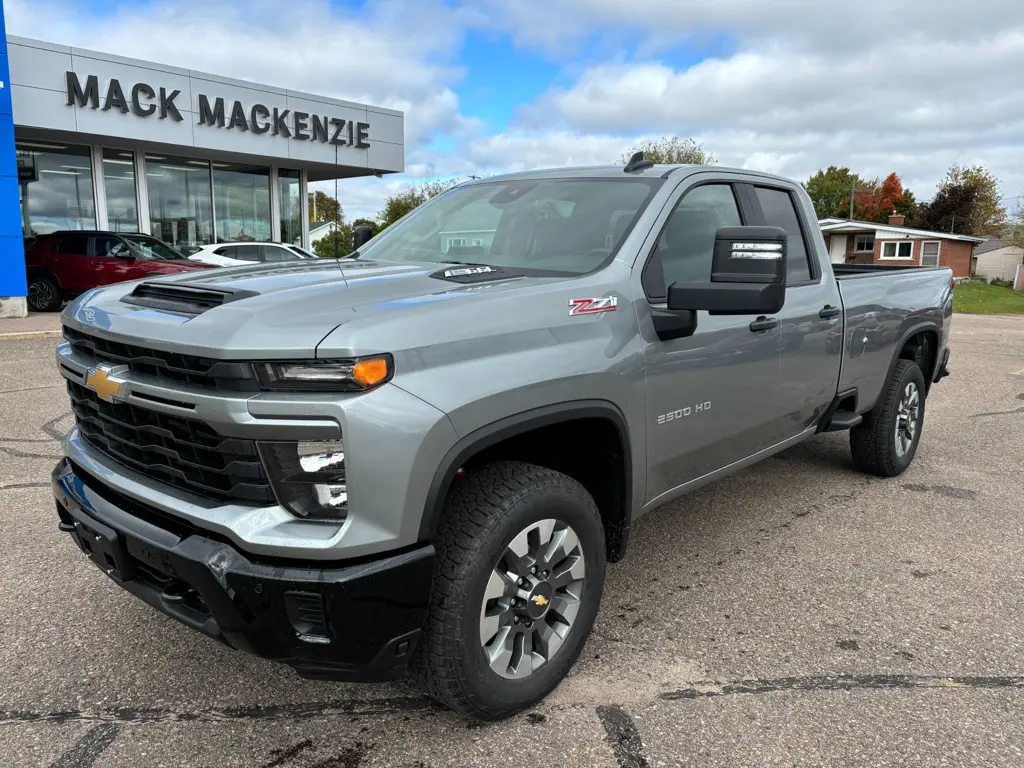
62 258 561 358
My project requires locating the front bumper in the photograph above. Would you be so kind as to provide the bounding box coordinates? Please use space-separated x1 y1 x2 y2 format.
53 458 435 682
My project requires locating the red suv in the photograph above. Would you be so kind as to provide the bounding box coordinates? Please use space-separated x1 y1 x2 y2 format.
24 231 215 311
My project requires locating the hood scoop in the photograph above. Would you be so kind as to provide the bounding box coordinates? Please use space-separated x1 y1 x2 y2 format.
122 282 259 316
430 264 525 284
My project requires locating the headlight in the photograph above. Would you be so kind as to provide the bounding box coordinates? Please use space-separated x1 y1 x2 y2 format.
254 355 393 391
259 440 348 521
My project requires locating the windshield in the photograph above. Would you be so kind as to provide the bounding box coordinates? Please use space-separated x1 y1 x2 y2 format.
356 178 662 275
123 235 186 261
288 245 316 259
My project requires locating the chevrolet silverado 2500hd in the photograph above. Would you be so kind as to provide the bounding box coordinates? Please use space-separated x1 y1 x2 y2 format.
52 157 953 720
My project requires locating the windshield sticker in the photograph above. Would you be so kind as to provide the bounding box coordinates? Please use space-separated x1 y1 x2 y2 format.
569 296 618 316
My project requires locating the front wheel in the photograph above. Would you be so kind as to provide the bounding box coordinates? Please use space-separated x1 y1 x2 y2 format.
414 461 606 720
27 276 62 312
850 359 926 477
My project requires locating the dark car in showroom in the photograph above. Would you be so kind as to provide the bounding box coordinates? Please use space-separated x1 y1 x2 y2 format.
24 231 214 311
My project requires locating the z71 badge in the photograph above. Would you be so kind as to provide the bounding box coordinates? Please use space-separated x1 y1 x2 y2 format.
569 296 618 316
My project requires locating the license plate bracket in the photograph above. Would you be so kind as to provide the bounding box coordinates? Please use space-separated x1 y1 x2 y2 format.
68 505 134 582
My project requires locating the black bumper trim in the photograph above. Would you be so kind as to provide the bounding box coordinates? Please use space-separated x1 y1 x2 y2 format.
933 347 951 383
53 459 435 683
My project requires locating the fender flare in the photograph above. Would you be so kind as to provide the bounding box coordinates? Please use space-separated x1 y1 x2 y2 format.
25 267 62 288
883 320 941 388
417 400 634 556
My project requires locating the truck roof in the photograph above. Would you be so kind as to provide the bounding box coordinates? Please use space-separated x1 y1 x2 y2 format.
457 163 797 185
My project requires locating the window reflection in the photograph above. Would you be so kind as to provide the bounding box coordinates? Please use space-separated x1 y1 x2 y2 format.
279 168 302 246
214 162 271 243
102 148 138 232
16 141 96 236
147 154 214 255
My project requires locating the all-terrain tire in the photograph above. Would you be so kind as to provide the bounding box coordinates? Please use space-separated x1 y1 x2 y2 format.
413 461 606 720
850 359 926 477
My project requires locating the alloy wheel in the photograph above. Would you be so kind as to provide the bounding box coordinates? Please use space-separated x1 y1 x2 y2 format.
895 381 920 457
479 518 586 680
27 281 53 311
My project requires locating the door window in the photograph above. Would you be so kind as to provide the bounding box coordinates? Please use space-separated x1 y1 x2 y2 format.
56 236 89 255
231 245 263 262
91 235 123 258
754 187 813 282
650 184 741 293
262 245 302 262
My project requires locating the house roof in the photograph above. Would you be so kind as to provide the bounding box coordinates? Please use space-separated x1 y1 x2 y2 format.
818 218 986 244
309 221 337 234
974 238 1008 255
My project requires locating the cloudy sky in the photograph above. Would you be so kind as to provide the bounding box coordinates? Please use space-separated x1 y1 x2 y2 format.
8 0 1024 220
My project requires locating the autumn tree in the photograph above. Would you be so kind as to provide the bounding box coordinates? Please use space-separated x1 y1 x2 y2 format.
620 137 715 166
805 166 861 220
918 164 1006 235
308 190 343 224
377 179 459 231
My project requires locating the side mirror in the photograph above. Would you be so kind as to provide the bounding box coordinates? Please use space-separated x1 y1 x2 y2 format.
353 226 374 250
668 226 787 315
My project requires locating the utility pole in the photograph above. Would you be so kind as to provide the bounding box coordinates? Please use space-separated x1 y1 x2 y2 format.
849 179 856 221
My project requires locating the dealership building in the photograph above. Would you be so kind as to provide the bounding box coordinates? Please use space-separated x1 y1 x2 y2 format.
0 25 404 318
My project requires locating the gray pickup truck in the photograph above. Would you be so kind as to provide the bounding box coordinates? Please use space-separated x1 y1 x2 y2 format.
52 157 953 720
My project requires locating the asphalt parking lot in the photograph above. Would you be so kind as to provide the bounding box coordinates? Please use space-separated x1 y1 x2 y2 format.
1 313 1023 768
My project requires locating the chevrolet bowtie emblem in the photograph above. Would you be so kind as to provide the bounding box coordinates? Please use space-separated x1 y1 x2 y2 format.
85 366 124 403
531 594 549 607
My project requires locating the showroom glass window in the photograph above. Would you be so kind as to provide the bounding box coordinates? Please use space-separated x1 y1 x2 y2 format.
15 141 96 236
102 149 138 232
146 154 214 254
214 163 271 243
279 168 302 245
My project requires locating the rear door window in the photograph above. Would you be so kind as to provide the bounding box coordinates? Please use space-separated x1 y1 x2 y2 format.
56 236 89 255
753 187 814 283
232 245 263 262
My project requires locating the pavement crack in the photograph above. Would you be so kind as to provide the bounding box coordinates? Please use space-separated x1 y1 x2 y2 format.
661 674 1024 700
0 481 50 490
0 696 439 725
49 723 120 768
596 705 651 768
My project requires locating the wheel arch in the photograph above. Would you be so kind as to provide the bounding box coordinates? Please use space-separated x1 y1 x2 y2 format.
419 401 634 562
885 321 941 394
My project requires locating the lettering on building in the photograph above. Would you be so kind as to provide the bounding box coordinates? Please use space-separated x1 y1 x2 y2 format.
65 71 370 148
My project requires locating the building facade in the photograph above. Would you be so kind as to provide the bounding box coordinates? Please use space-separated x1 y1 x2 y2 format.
0 25 404 318
819 215 983 278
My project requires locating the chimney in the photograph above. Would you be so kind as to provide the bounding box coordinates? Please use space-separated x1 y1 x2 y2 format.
888 213 905 227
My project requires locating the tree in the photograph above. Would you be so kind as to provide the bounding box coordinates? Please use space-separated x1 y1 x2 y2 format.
1005 197 1024 248
918 164 1006 236
805 166 861 220
312 224 354 259
308 190 343 224
376 179 459 231
620 137 715 166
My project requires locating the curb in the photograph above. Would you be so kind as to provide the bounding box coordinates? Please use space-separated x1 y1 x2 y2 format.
0 330 63 341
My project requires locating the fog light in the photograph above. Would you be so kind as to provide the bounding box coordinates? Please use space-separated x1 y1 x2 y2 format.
259 440 348 521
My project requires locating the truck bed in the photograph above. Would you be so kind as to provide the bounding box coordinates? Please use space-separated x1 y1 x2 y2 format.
833 264 954 414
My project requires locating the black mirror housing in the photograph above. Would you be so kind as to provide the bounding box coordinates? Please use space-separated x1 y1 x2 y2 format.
666 225 788 316
711 226 787 284
353 226 374 250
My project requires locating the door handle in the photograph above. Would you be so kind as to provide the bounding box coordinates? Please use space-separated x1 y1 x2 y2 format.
819 305 841 319
749 316 778 332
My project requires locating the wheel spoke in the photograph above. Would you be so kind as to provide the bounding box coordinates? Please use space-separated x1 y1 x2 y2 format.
549 553 585 588
533 618 565 662
486 625 516 675
549 592 581 627
533 518 556 548
508 628 533 679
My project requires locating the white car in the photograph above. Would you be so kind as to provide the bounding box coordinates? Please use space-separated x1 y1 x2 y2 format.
188 242 316 267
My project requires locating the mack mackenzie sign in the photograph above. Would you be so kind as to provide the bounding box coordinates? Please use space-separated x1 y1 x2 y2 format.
65 71 372 148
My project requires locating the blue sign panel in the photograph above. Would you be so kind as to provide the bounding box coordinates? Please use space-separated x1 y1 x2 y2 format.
0 0 26 300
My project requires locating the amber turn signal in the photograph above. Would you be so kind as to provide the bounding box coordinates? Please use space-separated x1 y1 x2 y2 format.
352 357 390 387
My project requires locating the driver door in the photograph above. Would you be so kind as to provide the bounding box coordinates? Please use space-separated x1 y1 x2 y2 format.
638 180 784 503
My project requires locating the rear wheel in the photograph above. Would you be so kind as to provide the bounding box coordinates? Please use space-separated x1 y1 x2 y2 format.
414 461 606 720
27 276 62 312
850 359 926 477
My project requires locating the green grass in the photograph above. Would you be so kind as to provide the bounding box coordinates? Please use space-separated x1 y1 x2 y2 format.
953 280 1024 315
